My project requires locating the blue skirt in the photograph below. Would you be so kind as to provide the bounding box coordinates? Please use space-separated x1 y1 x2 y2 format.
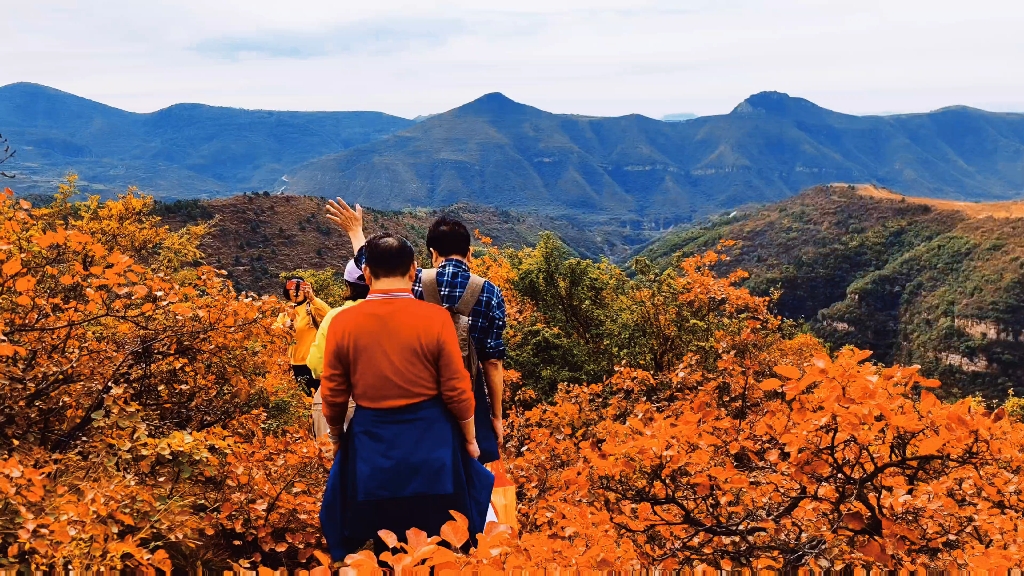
319 396 495 561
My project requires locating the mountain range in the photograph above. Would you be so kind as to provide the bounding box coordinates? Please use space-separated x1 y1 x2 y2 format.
286 91 1024 230
3 82 1024 235
0 83 413 197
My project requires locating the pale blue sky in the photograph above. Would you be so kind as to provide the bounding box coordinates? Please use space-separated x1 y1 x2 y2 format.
3 0 1023 119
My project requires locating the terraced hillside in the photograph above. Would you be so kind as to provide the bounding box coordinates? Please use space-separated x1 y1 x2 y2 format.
640 184 1024 401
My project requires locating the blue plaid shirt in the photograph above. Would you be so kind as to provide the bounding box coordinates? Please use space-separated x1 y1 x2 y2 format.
354 249 507 361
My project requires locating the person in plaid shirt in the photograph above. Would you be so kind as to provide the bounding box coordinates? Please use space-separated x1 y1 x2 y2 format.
325 198 507 465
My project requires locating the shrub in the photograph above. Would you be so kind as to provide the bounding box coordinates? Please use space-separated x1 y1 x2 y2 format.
4 183 1024 571
0 178 322 570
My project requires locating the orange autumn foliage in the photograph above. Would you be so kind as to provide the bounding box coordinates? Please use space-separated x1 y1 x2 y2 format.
475 237 1024 570
0 180 326 569
4 183 1024 571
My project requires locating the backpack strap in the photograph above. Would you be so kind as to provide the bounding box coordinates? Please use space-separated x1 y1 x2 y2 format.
459 276 486 390
306 301 320 330
455 275 485 316
421 268 442 305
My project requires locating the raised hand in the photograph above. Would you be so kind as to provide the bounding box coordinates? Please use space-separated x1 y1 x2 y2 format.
301 281 316 301
325 197 366 252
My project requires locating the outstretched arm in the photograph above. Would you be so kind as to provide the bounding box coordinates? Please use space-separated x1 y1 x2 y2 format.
325 197 366 253
478 285 508 446
483 359 504 446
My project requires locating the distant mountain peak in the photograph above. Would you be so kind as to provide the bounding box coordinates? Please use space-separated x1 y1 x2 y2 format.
0 82 91 101
1 81 60 92
452 92 540 118
475 92 515 103
730 91 833 120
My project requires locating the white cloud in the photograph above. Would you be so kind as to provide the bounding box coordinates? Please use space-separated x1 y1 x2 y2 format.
2 0 1023 118
191 17 468 60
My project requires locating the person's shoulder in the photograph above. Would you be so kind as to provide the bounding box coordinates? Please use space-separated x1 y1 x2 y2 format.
328 301 365 328
322 306 345 321
408 297 442 311
476 277 504 300
334 300 365 316
408 299 452 321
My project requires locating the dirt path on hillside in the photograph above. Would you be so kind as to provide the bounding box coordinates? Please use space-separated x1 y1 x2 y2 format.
844 184 1024 219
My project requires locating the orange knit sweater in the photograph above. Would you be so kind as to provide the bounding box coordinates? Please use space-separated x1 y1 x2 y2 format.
319 289 474 428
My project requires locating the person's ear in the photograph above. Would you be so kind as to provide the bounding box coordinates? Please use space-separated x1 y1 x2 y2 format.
362 265 374 286
407 261 417 281
429 248 440 266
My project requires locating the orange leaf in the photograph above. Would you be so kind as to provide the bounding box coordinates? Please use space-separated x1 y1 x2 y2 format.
342 549 377 569
150 550 172 573
917 434 945 456
406 527 430 552
2 256 22 276
412 543 439 563
424 547 459 568
857 539 892 566
440 519 469 548
14 275 35 293
758 378 783 391
312 550 332 567
448 509 469 528
842 511 867 530
774 365 801 380
378 529 399 549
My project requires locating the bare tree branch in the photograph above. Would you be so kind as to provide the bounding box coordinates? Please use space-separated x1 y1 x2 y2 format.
0 132 15 178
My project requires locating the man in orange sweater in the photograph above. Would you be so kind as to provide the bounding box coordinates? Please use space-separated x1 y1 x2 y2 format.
319 233 494 560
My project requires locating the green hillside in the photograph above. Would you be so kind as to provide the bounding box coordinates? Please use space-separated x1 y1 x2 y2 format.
640 184 1024 400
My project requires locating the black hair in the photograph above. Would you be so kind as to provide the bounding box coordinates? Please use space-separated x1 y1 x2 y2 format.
426 215 471 259
346 279 370 300
363 233 415 279
282 275 305 300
